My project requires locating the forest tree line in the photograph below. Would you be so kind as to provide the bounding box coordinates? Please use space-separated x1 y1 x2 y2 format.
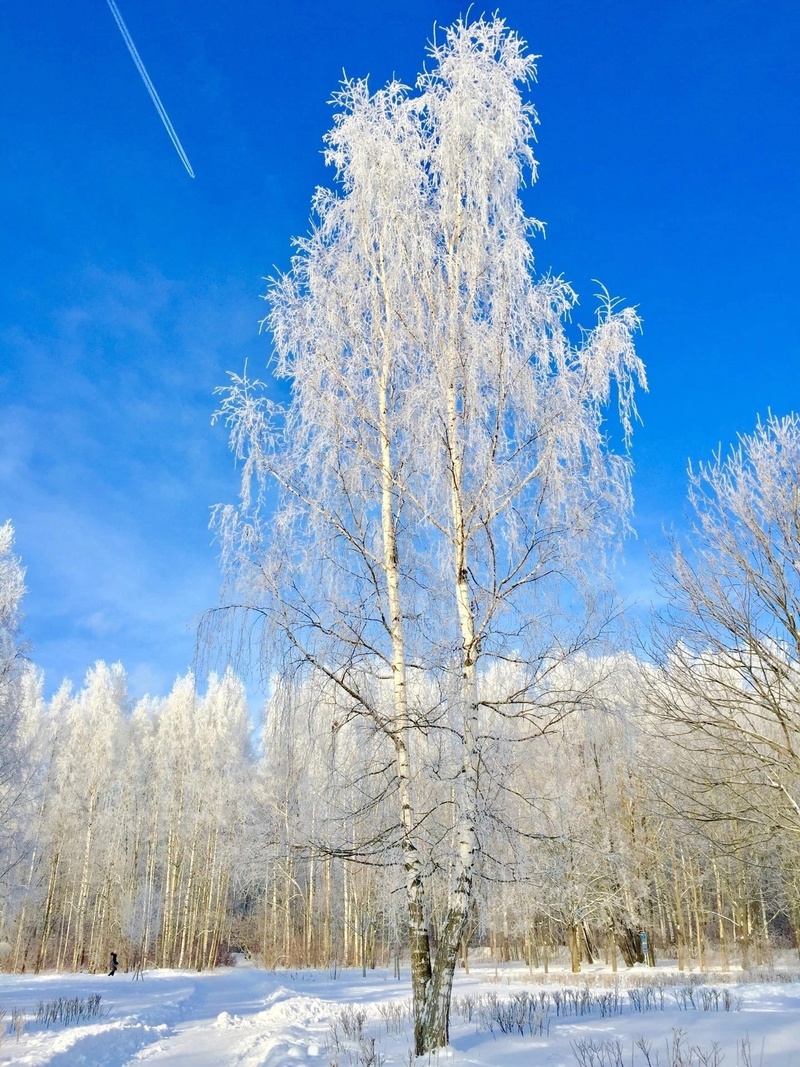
0 607 798 977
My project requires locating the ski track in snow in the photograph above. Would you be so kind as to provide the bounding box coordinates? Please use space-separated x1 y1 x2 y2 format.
1 962 800 1066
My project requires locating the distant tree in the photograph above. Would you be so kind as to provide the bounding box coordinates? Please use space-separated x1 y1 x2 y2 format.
55 661 127 970
214 16 644 1052
0 521 29 883
653 413 800 841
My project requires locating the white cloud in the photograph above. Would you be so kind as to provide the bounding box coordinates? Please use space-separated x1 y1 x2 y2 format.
1 265 267 699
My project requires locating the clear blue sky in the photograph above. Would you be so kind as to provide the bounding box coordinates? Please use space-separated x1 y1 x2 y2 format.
1 0 798 698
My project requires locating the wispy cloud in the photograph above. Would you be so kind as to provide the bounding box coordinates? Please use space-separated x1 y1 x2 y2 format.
1 266 266 698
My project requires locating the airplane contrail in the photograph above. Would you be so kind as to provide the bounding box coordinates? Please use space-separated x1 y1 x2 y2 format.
106 0 195 178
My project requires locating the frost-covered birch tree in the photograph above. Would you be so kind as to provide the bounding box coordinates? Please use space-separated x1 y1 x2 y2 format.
0 521 30 885
653 413 800 840
214 16 644 1052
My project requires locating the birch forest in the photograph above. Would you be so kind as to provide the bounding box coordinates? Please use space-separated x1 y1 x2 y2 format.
1 636 799 983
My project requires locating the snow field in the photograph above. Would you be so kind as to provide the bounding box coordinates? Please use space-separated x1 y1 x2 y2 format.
0 962 799 1066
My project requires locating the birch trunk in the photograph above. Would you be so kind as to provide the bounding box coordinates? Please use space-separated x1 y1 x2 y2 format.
413 364 481 1052
72 790 97 969
35 848 61 972
142 824 158 966
376 330 435 1052
177 810 200 969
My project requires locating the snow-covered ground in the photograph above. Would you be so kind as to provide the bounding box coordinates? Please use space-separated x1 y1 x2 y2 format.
1 959 799 1066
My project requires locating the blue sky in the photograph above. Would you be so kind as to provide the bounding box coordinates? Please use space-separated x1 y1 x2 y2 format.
1 0 798 699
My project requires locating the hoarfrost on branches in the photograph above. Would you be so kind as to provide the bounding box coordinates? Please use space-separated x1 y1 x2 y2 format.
653 413 800 838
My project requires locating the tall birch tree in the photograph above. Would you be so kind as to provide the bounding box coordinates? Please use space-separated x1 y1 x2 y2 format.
214 16 644 1052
